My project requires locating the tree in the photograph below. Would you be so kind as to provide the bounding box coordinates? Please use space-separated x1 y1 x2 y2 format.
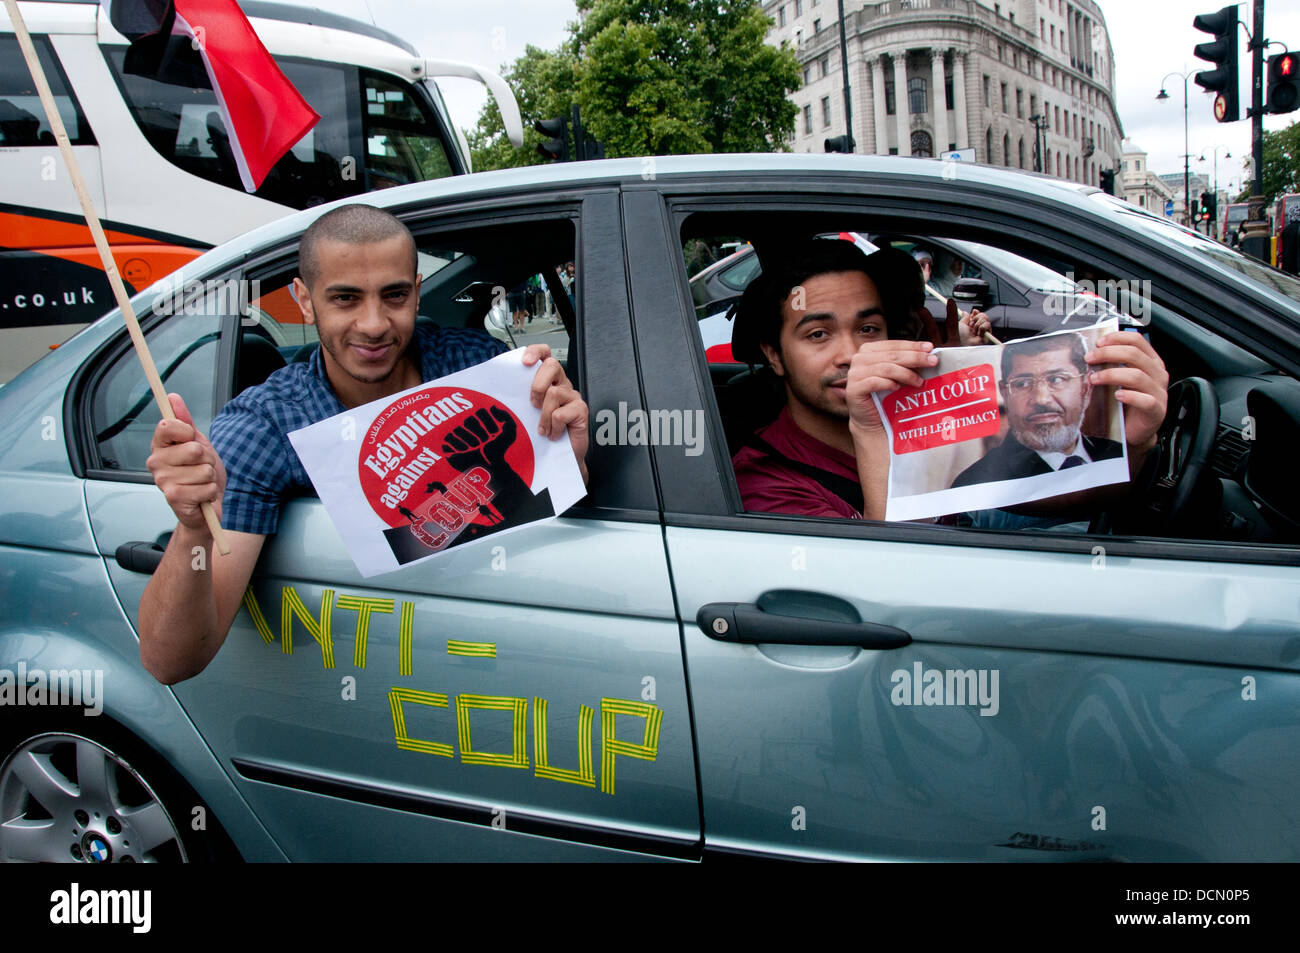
1259 121 1300 205
467 0 800 171
467 44 578 172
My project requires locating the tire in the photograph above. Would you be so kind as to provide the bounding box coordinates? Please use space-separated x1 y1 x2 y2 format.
0 712 241 863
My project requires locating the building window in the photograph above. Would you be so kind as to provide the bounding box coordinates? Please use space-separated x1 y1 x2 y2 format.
821 54 830 78
813 18 820 32
945 73 954 110
982 74 990 107
1050 25 1055 45
803 66 811 86
821 95 831 127
885 79 896 115
1000 82 1008 113
888 147 898 155
986 127 993 163
1054 105 1060 132
779 5 786 27
1003 133 1011 167
1016 88 1024 118
795 0 803 16
1041 18 1046 39
1030 94 1037 117
803 104 812 135
911 130 934 158
908 77 927 114
1019 137 1025 168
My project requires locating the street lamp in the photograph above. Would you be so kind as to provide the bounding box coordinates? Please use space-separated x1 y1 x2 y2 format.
1028 113 1050 173
1157 71 1194 227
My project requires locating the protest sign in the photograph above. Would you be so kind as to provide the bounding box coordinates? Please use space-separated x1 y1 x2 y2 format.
874 320 1128 521
288 349 585 577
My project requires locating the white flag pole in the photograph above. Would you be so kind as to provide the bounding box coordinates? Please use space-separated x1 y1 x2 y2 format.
5 0 229 554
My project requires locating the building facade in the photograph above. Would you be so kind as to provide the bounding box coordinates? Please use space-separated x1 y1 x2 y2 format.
1119 140 1176 215
765 0 1123 187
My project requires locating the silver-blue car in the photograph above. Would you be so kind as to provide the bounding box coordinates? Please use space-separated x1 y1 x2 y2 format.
2 155 1298 862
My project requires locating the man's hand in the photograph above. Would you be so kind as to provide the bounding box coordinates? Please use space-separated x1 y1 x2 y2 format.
146 393 226 533
844 339 938 433
521 344 589 483
957 308 993 347
1085 331 1169 450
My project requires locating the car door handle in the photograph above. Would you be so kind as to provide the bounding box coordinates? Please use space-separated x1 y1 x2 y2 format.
114 537 169 574
696 589 911 649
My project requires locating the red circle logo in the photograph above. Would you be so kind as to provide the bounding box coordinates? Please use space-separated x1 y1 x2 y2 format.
358 386 533 530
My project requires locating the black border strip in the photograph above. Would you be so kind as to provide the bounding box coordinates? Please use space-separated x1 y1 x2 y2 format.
231 758 702 860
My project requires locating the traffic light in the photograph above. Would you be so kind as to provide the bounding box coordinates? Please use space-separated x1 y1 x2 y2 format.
1192 6 1240 123
1099 168 1116 195
1266 52 1299 115
1202 190 1217 222
824 135 854 154
534 118 568 162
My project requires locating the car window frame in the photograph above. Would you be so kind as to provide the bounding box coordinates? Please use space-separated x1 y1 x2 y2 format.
65 275 239 485
626 176 1300 567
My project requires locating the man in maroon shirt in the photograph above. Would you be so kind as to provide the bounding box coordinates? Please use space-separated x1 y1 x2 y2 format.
730 239 1170 521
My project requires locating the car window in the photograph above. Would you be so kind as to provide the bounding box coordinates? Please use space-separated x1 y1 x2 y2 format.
678 208 1300 550
89 299 223 472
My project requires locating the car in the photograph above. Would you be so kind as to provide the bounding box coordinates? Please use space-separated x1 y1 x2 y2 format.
691 230 1138 365
2 154 1299 863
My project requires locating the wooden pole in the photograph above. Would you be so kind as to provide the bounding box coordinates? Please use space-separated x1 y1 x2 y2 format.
5 0 229 554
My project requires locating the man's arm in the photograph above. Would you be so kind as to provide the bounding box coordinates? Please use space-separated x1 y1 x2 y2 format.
139 527 264 685
844 340 940 521
138 394 265 684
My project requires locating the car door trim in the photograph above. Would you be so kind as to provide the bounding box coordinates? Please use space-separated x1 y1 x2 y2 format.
230 757 701 860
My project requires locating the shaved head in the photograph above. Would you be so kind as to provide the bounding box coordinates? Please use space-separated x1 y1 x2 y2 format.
298 204 417 289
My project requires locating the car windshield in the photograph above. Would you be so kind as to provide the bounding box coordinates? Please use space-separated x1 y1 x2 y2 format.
1090 193 1300 308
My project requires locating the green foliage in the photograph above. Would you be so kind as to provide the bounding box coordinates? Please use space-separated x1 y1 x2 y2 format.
1260 121 1300 206
467 0 800 171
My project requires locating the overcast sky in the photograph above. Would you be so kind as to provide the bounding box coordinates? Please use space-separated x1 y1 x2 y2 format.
300 0 1298 190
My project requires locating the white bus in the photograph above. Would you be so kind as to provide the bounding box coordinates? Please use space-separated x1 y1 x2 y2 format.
1 0 523 381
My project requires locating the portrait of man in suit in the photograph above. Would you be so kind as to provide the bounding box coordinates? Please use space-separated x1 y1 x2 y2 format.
951 331 1121 488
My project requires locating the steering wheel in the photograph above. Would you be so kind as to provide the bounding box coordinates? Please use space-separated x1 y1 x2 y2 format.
1142 377 1219 531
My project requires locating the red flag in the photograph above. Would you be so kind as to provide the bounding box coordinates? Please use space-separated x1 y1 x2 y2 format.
103 0 320 192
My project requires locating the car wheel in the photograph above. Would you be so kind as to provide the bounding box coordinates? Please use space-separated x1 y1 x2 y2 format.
0 718 237 863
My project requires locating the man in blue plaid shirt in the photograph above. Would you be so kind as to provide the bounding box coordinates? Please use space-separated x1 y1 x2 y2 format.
137 205 589 684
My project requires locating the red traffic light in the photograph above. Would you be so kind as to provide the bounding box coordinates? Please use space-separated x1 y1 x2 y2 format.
1281 55 1295 77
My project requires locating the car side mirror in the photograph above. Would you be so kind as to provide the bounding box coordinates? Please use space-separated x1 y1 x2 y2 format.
952 277 993 311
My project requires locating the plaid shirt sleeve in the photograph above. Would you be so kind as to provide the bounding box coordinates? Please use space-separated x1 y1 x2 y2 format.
209 399 295 536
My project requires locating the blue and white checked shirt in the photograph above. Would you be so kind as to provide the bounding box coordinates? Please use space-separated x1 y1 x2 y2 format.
210 324 508 535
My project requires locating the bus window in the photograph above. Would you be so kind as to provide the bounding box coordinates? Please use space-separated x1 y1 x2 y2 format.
363 72 453 189
103 48 454 209
0 36 95 146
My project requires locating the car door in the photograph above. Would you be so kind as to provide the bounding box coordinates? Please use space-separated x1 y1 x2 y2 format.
81 189 701 860
626 179 1300 862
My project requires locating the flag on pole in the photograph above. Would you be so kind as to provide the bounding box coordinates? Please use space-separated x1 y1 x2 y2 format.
102 0 320 192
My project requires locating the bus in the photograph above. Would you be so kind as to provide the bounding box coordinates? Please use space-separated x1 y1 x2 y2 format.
1221 202 1250 246
1 0 523 381
1273 193 1300 270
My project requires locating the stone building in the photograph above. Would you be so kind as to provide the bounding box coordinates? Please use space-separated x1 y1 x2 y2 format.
765 0 1123 187
1119 140 1176 215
